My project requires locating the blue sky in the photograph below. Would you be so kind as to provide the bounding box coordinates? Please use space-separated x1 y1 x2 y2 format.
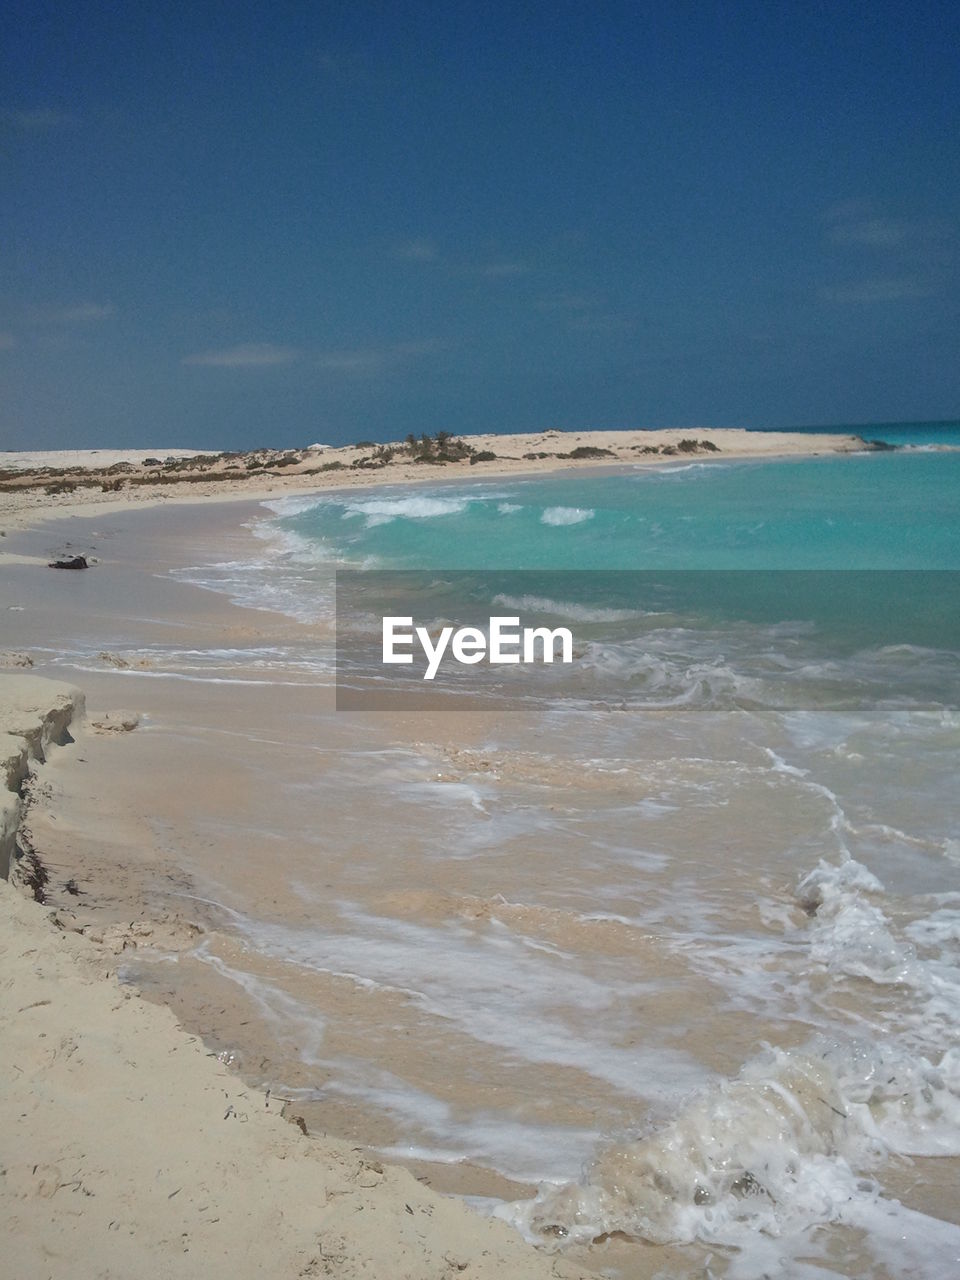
2 1 958 449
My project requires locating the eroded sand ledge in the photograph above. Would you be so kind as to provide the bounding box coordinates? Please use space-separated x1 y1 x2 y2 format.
0 675 595 1280
0 674 84 880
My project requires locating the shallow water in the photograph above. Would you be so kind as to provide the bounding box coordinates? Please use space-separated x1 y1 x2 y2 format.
256 450 960 570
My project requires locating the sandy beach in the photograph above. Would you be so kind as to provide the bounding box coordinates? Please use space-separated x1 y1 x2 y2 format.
0 427 873 537
0 847 593 1280
2 435 957 1280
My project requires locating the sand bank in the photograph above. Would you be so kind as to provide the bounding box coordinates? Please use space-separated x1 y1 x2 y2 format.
0 427 873 535
0 447 216 472
0 673 597 1280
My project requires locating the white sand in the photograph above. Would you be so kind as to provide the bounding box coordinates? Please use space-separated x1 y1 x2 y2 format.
0 448 215 472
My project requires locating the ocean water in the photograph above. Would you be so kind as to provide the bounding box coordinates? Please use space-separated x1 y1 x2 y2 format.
263 450 960 571
156 450 960 1278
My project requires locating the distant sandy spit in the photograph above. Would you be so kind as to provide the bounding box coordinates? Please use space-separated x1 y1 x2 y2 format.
0 447 217 472
0 673 597 1280
0 428 876 534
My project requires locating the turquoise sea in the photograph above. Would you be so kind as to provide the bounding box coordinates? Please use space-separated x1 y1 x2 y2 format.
270 449 960 571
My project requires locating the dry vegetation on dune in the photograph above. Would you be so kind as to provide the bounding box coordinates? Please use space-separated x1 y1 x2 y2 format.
0 431 877 529
0 432 733 497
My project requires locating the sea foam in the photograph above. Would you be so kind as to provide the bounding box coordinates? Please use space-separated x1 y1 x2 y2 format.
540 506 595 526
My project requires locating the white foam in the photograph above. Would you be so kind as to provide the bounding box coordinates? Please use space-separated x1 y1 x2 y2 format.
540 506 595 526
170 529 336 622
261 494 328 517
342 494 471 527
497 1036 960 1270
492 593 645 623
317 1064 597 1183
194 948 328 1067
796 858 960 1042
225 900 708 1104
250 523 336 564
654 462 708 474
906 907 960 947
55 639 334 686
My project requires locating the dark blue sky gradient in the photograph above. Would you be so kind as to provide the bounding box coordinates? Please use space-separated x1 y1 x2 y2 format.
2 1 958 448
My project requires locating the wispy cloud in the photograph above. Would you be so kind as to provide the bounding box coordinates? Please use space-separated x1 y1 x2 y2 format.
820 201 953 303
55 302 114 323
535 292 600 313
316 340 442 374
393 239 439 262
819 277 936 304
391 239 537 288
25 301 115 324
2 107 75 132
827 215 952 250
828 218 914 248
183 343 301 368
824 200 953 249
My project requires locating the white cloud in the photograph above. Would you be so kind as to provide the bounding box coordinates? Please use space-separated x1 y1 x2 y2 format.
828 218 912 248
392 242 533 279
316 340 442 374
824 201 952 250
819 277 935 304
26 302 115 324
183 343 301 368
56 302 114 323
535 292 600 312
316 349 389 372
394 239 439 262
820 201 952 302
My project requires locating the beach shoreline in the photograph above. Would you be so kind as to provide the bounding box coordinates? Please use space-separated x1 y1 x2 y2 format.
3 450 959 1279
0 426 875 537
